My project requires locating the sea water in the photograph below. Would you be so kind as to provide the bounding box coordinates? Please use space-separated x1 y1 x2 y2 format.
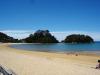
10 42 100 53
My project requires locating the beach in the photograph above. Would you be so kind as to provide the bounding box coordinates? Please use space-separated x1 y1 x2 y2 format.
0 43 100 75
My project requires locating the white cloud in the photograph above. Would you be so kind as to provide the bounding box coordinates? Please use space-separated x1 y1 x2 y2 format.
52 31 100 41
0 30 100 41
1 30 34 39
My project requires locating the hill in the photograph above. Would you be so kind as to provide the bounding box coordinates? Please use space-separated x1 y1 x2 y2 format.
23 30 59 43
62 34 94 43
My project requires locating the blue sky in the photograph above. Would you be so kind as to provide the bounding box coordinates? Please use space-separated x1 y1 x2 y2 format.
0 0 100 41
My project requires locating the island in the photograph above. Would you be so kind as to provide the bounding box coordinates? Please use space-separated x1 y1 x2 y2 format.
62 34 94 43
23 30 59 43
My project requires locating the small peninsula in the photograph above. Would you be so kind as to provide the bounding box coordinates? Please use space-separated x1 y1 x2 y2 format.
0 32 20 43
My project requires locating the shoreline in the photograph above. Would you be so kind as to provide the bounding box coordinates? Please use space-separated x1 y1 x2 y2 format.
1 43 100 61
8 43 100 56
1 43 100 62
1 43 100 63
0 43 100 75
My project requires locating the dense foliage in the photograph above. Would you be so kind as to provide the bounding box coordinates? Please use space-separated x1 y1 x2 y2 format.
63 34 94 43
0 32 20 43
23 30 59 43
0 31 94 43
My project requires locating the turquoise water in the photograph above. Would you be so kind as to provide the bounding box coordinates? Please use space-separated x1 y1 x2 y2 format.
10 42 100 52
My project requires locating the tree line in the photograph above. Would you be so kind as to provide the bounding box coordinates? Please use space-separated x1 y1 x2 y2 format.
0 30 94 43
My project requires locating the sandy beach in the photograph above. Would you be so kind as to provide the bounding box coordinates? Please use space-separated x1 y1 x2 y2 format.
0 43 100 75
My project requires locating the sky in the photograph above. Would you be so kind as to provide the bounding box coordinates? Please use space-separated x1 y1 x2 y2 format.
0 0 100 41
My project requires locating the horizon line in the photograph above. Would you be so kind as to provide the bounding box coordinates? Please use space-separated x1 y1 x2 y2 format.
0 30 100 41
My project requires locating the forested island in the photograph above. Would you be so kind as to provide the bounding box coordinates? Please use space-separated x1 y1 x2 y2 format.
62 34 94 43
0 30 94 43
22 30 59 43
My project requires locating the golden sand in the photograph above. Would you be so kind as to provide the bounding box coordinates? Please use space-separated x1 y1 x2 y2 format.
0 43 100 75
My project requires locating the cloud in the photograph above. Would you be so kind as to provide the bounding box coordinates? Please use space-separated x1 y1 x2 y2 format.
0 30 100 41
52 31 100 41
1 30 34 39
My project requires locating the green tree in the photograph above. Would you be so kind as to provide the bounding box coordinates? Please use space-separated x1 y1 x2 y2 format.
63 34 94 43
23 30 59 43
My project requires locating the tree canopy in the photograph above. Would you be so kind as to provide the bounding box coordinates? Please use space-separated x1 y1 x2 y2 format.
0 31 94 43
62 34 94 43
23 30 59 43
0 32 20 43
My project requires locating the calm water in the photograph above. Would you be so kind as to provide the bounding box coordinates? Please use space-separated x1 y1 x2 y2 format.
10 42 100 53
